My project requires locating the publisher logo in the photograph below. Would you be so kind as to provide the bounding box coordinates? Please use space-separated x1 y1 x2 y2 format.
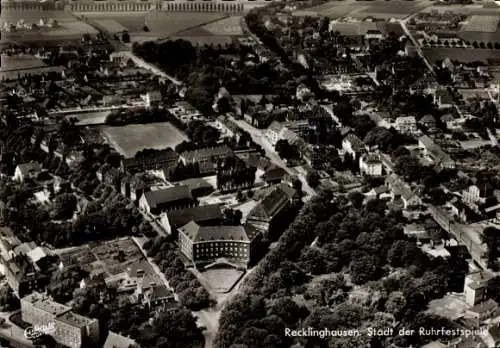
24 322 56 340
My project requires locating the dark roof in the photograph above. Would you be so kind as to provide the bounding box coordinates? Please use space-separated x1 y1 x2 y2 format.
122 149 179 169
262 167 287 182
178 221 251 243
177 178 213 192
165 204 223 229
248 188 290 221
241 154 273 171
149 284 174 301
419 114 436 124
181 145 233 163
17 162 41 176
143 186 193 208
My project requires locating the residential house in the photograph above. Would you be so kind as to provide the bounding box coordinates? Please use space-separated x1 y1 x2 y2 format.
464 271 494 307
246 186 296 239
120 149 179 174
178 221 261 267
418 135 456 170
265 121 308 146
139 186 197 215
180 146 234 175
385 174 422 209
342 134 367 158
13 162 42 183
159 204 223 235
261 166 287 184
393 116 418 135
365 185 390 200
403 223 430 241
359 153 383 176
466 299 499 322
434 89 454 109
419 114 437 132
365 29 383 40
130 275 175 310
104 331 140 348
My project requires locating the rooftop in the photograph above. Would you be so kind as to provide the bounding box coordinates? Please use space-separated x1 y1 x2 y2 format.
57 311 96 329
143 186 193 208
163 204 223 230
22 292 71 317
104 331 139 348
178 221 251 243
181 145 233 163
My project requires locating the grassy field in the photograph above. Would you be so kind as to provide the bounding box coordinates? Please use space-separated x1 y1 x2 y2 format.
423 47 500 63
201 16 244 36
94 19 128 34
200 268 245 293
82 13 147 32
91 238 144 276
298 0 431 19
102 122 188 158
145 11 226 35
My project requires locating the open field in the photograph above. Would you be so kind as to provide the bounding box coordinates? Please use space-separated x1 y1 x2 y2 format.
0 54 64 79
201 16 244 36
145 11 226 36
462 14 499 32
169 35 234 46
81 13 147 32
102 122 188 158
298 0 431 19
200 268 245 293
94 19 128 34
422 47 500 63
66 111 111 126
0 9 75 23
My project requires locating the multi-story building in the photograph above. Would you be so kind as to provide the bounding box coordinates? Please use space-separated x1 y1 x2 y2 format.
393 116 418 135
21 292 100 348
180 145 233 175
139 186 197 215
178 221 261 267
418 135 455 170
246 186 296 239
159 204 223 235
342 134 367 159
464 271 494 307
359 153 383 176
120 148 179 174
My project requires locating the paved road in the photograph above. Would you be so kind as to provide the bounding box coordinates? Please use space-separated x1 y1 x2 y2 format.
399 19 435 76
0 311 33 348
229 117 316 198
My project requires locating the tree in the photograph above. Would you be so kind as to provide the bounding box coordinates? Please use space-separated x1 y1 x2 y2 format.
143 26 149 32
139 308 204 348
48 266 89 303
350 255 382 284
0 285 19 311
122 31 130 43
179 286 213 310
306 170 320 188
51 193 77 220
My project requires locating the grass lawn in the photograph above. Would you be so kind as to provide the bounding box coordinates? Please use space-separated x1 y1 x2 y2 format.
422 47 499 64
145 11 226 36
200 268 245 293
101 122 188 158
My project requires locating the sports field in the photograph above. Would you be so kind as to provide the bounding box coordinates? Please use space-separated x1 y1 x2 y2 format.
102 122 188 158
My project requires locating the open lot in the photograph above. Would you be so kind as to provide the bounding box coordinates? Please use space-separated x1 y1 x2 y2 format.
59 237 144 277
0 54 63 79
101 122 188 158
82 13 147 33
200 268 245 293
94 19 128 34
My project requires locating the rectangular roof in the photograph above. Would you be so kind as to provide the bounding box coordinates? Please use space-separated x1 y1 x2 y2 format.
143 186 193 209
163 204 223 229
57 311 96 329
22 292 71 317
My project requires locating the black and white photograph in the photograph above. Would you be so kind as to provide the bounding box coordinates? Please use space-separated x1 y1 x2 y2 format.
1 0 500 346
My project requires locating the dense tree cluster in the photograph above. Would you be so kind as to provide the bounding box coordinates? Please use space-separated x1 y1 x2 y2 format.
216 156 256 193
145 237 214 310
48 265 89 303
185 120 221 148
105 107 170 126
215 191 468 348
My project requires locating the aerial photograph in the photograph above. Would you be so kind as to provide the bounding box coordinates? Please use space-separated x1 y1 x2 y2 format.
1 0 500 346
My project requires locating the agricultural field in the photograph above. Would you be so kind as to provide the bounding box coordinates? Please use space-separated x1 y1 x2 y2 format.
101 122 188 158
298 0 432 19
145 11 226 36
94 19 128 34
82 13 147 32
462 15 499 33
422 47 500 64
170 35 234 46
201 16 244 36
0 54 64 79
